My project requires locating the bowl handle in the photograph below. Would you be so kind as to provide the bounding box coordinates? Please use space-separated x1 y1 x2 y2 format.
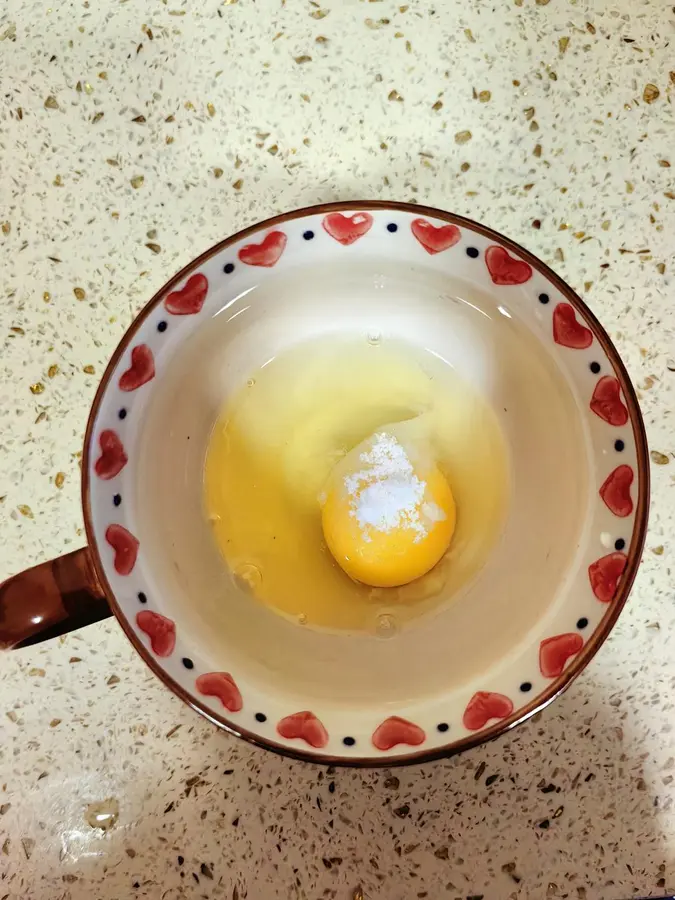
0 547 112 649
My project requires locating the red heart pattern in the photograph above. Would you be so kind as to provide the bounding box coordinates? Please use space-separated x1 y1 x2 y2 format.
94 430 128 480
322 212 373 246
92 211 644 754
371 716 426 751
588 551 627 603
410 218 461 255
119 344 155 392
600 464 634 517
238 230 287 267
552 303 593 350
590 376 628 426
539 633 584 678
485 246 533 286
164 273 209 316
105 524 139 575
277 711 328 748
136 610 176 657
463 691 514 731
196 672 243 712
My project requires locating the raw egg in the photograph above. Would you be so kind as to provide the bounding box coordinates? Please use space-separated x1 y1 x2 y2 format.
321 430 456 588
204 334 508 633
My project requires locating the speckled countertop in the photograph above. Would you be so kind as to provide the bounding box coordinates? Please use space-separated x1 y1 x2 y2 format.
1 0 674 897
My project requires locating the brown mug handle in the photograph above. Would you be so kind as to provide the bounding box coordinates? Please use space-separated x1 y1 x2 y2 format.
0 547 112 649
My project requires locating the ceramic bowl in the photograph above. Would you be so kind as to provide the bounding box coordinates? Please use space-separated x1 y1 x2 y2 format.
0 202 649 765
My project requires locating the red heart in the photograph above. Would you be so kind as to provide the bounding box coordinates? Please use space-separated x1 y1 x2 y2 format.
588 551 627 603
463 691 514 731
552 303 593 349
119 344 155 392
485 246 533 286
196 672 243 712
322 212 374 246
590 376 628 426
238 230 287 267
539 632 584 678
410 218 461 254
105 524 139 575
600 464 634 517
136 610 176 657
94 430 128 480
276 711 328 748
371 716 426 751
164 273 209 315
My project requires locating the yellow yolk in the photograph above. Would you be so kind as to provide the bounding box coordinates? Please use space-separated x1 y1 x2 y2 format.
321 431 456 588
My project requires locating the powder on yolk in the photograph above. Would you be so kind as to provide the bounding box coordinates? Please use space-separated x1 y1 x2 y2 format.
321 431 456 588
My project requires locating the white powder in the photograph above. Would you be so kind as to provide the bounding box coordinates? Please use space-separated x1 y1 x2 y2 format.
343 432 445 542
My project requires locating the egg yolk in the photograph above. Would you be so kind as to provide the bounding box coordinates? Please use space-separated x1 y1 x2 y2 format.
321 431 456 588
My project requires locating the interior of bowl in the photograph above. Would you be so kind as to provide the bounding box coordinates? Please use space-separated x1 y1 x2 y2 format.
83 202 649 764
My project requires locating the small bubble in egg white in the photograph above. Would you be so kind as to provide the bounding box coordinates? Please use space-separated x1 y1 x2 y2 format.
367 330 382 346
233 563 262 593
247 378 255 387
376 613 398 639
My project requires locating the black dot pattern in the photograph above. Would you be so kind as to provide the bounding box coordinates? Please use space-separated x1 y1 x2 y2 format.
115 234 633 755
387 223 398 233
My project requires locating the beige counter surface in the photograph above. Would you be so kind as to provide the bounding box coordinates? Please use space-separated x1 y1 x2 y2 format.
1 0 674 897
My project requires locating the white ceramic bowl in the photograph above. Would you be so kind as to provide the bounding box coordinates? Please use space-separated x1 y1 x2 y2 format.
2 202 648 765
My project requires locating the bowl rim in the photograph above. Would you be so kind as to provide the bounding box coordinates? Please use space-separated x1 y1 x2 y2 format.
82 199 650 767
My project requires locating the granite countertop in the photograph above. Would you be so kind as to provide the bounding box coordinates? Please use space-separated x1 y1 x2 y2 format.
1 0 674 897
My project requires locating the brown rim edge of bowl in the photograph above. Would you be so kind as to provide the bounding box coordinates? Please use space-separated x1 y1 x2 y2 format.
81 200 650 768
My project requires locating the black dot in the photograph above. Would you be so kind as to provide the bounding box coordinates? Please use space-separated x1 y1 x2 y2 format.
255 712 267 723
466 247 479 258
387 223 398 233
342 736 355 746
113 494 122 507
577 617 589 630
182 657 194 670
520 682 532 693
614 439 625 452
538 293 550 305
157 320 167 333
118 408 127 420
589 361 601 374
137 592 147 604
437 722 449 733
303 230 314 241
223 262 235 274
614 538 626 551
